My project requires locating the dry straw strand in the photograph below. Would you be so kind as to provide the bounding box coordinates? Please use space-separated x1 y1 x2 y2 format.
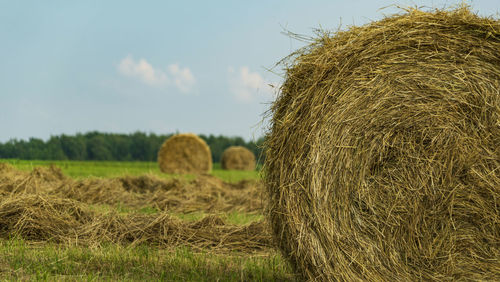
264 6 500 281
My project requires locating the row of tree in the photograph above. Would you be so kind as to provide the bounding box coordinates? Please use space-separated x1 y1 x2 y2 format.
0 132 265 163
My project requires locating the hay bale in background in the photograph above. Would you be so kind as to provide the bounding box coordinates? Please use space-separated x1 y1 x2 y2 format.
157 133 212 174
264 7 500 281
221 146 256 171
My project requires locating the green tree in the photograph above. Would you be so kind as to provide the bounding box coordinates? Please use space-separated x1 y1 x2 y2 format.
60 134 87 160
86 135 112 160
0 131 265 163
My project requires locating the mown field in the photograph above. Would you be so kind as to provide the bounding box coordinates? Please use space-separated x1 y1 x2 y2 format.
2 159 261 182
0 160 296 281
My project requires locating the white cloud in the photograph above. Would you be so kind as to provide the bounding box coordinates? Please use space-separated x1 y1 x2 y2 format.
117 55 195 93
118 55 168 86
228 66 276 103
168 64 195 93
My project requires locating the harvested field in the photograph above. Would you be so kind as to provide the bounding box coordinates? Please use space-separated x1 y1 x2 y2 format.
0 164 270 253
0 164 264 213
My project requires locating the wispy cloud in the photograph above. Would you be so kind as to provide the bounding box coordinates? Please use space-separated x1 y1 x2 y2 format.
168 64 195 93
118 55 167 86
117 55 195 93
228 66 276 103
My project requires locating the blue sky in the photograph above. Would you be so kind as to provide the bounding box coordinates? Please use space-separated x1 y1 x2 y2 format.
1 0 498 142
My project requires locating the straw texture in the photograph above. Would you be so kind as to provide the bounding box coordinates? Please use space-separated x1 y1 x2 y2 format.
264 7 500 281
0 164 270 253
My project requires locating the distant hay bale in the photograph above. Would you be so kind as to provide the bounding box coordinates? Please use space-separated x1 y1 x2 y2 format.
157 133 212 174
221 146 256 171
264 7 500 281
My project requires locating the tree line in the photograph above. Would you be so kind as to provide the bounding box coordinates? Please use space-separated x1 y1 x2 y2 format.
0 132 265 163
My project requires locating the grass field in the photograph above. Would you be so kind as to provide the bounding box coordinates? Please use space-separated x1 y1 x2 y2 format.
1 159 261 183
0 159 296 281
0 238 291 281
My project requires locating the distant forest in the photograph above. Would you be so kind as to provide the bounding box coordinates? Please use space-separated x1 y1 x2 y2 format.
0 132 265 163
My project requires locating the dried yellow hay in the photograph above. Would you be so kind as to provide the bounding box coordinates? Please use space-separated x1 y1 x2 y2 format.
0 165 270 252
0 165 264 213
157 133 212 174
264 7 500 281
221 146 256 171
0 194 271 252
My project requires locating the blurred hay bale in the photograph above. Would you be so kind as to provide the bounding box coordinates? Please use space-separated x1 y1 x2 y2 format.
157 133 212 174
221 146 256 171
264 7 500 281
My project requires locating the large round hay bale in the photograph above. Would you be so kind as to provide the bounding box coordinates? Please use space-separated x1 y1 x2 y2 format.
264 7 500 281
158 133 212 174
221 146 256 171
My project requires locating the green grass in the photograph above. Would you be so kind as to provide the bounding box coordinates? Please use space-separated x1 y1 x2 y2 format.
0 159 260 182
0 238 295 281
